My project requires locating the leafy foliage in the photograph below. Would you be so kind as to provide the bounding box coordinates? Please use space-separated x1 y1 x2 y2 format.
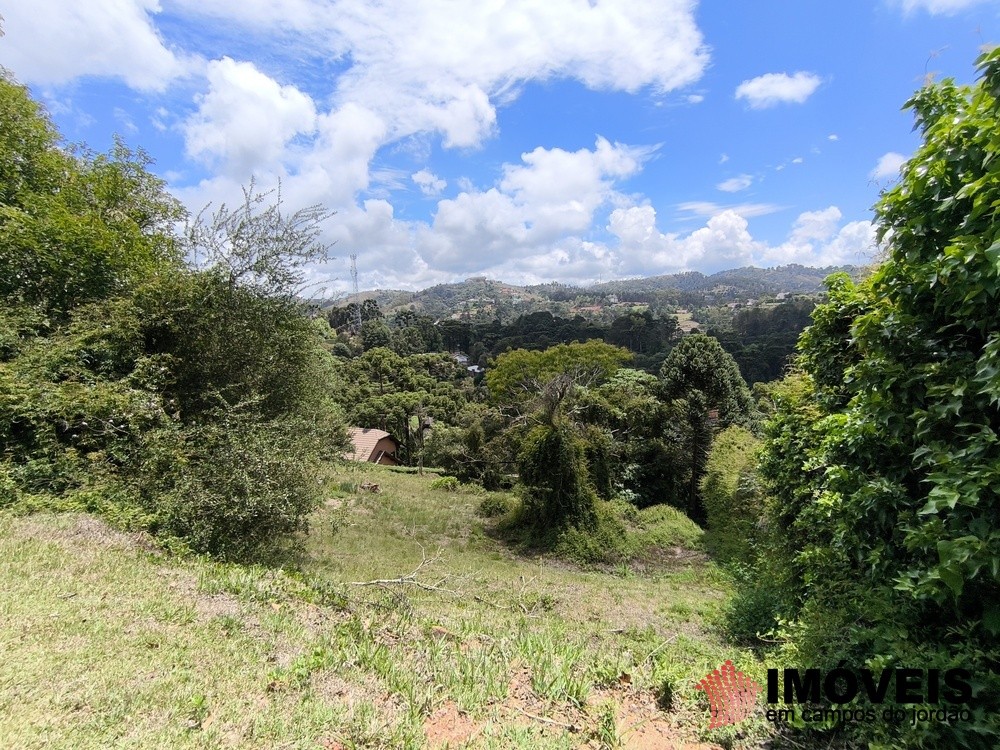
700 426 763 565
659 334 756 523
518 421 598 531
0 73 342 560
759 50 1000 748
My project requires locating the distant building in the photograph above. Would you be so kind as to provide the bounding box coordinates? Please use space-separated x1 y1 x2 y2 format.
345 427 400 465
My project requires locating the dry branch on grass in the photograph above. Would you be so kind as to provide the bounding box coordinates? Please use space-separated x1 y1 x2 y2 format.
348 547 461 595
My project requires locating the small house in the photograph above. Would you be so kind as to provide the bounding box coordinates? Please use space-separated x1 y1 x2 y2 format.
346 427 401 465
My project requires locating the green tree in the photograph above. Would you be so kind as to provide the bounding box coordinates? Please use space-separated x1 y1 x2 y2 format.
518 420 597 531
0 74 342 560
486 340 631 408
658 333 755 523
760 50 1000 748
0 73 183 318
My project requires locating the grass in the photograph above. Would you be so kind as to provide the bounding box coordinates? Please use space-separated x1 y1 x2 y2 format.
0 463 773 749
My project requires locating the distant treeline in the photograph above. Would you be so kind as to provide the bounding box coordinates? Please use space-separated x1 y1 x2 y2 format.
325 297 817 383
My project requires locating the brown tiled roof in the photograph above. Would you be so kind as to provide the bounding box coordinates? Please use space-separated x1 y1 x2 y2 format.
346 427 399 462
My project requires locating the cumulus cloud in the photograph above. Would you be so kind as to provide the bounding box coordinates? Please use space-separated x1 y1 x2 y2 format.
871 151 908 181
420 137 651 273
677 201 783 219
412 170 447 197
165 0 709 148
184 58 318 177
604 204 876 281
0 0 195 90
735 72 822 108
717 174 753 193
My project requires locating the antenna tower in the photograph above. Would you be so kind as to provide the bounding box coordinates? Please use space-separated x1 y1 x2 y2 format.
350 254 362 332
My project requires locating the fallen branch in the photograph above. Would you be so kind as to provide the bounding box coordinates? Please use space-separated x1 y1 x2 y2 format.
348 547 461 595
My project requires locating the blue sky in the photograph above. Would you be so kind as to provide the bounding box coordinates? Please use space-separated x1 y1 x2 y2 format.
1 0 997 293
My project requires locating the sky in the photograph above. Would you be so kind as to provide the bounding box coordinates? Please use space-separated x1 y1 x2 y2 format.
1 1 998 294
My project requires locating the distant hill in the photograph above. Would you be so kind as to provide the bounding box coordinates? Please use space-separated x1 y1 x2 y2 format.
326 264 867 318
587 264 864 296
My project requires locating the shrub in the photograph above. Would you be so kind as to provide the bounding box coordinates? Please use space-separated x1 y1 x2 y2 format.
429 475 460 492
132 415 329 561
476 494 514 518
700 426 764 564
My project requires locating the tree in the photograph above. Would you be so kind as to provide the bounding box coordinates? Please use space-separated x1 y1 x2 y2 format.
185 180 332 298
760 50 1000 749
518 419 597 531
0 73 183 318
486 340 631 408
658 334 755 523
0 73 343 560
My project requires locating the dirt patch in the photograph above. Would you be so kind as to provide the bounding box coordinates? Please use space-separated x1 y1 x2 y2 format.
439 669 727 750
590 687 723 750
424 701 483 748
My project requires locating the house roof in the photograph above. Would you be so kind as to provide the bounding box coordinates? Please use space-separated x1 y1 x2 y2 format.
346 427 399 462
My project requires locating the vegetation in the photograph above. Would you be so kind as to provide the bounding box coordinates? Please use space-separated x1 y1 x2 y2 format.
752 49 1000 749
0 469 762 750
0 72 342 560
5 46 1000 750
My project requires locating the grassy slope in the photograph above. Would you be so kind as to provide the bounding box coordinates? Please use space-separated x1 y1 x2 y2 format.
1 464 769 749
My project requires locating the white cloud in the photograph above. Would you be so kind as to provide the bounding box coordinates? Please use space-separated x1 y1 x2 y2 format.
792 157 804 164
763 211 877 267
166 0 708 149
420 137 651 273
789 206 842 243
735 72 822 108
893 0 991 14
717 174 753 193
687 94 705 104
606 204 876 281
828 134 839 141
871 151 908 181
183 58 318 178
719 153 730 164
412 170 447 197
677 201 783 219
0 0 195 90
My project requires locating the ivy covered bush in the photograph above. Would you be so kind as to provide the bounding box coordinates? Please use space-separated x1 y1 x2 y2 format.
759 50 1000 749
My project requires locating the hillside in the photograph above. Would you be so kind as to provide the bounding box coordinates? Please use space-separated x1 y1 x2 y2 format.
0 464 767 750
329 264 865 319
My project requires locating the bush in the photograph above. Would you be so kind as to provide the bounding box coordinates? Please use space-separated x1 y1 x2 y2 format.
720 583 779 647
476 494 514 518
133 416 329 561
429 475 460 492
700 426 764 564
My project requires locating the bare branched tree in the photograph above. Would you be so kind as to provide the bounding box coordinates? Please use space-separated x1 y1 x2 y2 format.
185 179 334 298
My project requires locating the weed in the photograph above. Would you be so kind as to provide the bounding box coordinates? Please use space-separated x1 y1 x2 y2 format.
594 701 620 749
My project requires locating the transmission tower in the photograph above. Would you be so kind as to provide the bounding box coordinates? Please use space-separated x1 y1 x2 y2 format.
350 254 362 332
